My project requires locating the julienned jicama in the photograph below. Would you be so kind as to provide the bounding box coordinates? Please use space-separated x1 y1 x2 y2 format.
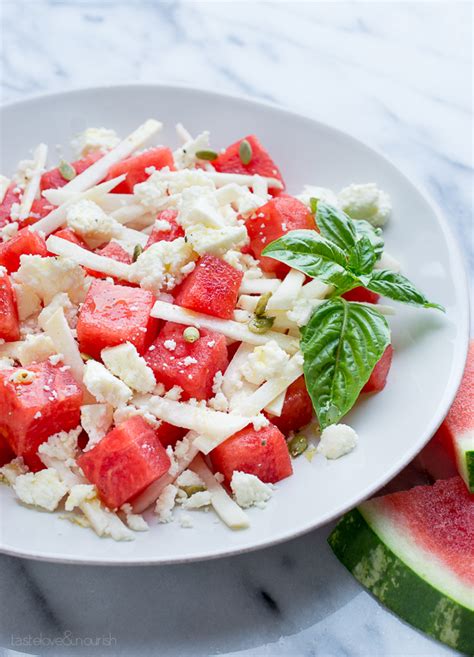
0 120 443 541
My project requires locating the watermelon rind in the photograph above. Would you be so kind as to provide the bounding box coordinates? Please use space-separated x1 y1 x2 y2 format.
328 508 474 654
454 432 474 494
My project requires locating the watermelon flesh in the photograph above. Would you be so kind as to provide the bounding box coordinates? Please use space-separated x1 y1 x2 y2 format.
77 416 171 509
0 184 22 228
434 340 474 493
0 227 48 273
40 153 102 191
362 345 393 394
145 209 184 247
246 195 316 276
267 376 313 435
343 286 380 304
106 147 174 194
213 135 285 191
0 272 20 342
77 280 158 359
144 322 228 400
174 254 243 320
210 423 293 484
329 476 474 653
0 362 83 470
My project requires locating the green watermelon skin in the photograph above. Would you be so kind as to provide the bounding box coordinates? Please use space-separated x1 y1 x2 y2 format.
329 495 474 653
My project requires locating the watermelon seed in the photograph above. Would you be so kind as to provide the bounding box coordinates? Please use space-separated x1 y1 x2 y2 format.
195 150 218 161
132 244 143 262
239 139 253 165
58 159 76 181
288 434 308 458
183 327 200 343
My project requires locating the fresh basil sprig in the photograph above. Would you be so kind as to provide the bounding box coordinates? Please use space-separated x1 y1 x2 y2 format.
261 201 444 428
300 298 390 428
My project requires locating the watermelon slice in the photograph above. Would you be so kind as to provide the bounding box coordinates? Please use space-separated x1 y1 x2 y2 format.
174 254 243 320
213 135 285 190
0 227 48 273
77 280 158 359
246 195 315 276
435 340 474 493
329 477 474 654
342 286 380 304
267 376 313 435
210 423 293 484
0 271 20 342
77 416 171 509
362 345 393 394
106 147 174 194
40 152 102 191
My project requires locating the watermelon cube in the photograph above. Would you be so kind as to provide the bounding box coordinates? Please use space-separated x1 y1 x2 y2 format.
106 147 175 194
362 345 393 393
144 322 228 400
0 184 21 228
0 271 20 342
268 376 313 435
246 195 315 275
210 423 293 484
213 135 285 190
174 255 243 319
77 416 171 509
40 152 102 191
0 361 83 470
343 286 380 304
145 210 184 248
0 227 48 273
22 198 56 226
77 280 158 359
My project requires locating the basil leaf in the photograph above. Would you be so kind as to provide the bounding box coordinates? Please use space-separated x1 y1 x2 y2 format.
364 270 445 311
262 229 355 290
315 202 358 251
300 298 391 429
347 236 377 275
353 219 384 258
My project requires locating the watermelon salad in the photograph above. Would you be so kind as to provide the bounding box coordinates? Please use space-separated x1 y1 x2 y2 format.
0 120 444 540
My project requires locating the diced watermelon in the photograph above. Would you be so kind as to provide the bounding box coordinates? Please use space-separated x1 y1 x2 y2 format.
362 345 393 393
144 322 228 400
40 152 102 191
145 209 184 248
268 376 313 435
18 198 56 228
52 228 88 249
0 227 48 273
0 434 14 467
154 422 186 449
174 255 243 319
210 423 293 484
0 361 83 470
434 340 474 493
77 416 171 509
0 184 21 228
329 477 474 654
77 280 158 359
106 147 175 194
213 135 285 190
87 242 132 281
246 195 315 276
343 286 380 304
0 271 20 342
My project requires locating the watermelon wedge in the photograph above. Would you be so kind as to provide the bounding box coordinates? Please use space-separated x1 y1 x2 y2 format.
435 340 474 493
328 477 473 654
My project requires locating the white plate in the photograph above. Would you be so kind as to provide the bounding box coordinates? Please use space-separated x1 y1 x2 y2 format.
0 84 469 565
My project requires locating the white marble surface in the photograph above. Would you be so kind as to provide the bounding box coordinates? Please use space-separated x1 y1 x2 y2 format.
0 1 472 656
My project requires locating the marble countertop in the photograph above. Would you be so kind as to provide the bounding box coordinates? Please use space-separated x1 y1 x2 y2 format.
0 2 472 656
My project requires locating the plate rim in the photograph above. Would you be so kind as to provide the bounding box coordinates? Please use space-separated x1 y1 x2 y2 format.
0 82 470 566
